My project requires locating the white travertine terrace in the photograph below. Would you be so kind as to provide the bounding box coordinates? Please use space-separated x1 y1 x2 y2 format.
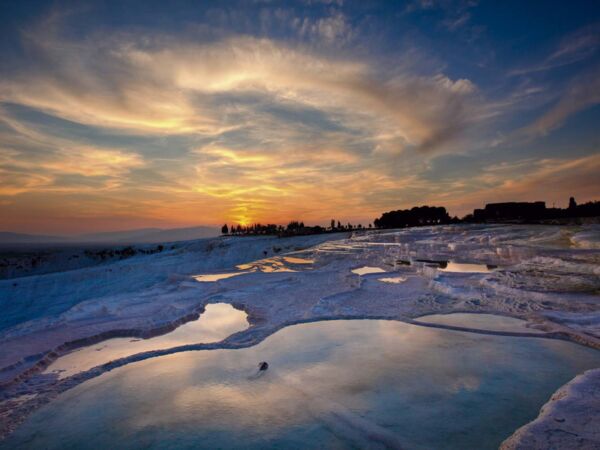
0 224 599 443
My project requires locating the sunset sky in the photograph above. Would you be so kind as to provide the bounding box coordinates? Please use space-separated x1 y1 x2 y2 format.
1 1 599 234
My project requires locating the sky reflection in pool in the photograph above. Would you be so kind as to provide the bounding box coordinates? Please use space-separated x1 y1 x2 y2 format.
440 262 492 273
194 272 249 282
378 276 407 284
415 313 535 333
352 266 386 275
43 303 248 379
237 258 296 273
282 256 314 264
9 318 600 450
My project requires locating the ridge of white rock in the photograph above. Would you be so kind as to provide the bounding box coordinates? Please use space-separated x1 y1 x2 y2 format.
501 368 600 450
0 224 599 443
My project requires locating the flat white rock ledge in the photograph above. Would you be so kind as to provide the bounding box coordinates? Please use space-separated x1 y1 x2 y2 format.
501 368 600 450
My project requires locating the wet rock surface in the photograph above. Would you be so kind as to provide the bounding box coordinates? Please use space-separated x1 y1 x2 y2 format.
501 368 600 450
1 224 599 443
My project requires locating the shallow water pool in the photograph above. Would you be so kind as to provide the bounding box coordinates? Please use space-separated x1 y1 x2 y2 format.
415 313 535 333
193 272 249 282
237 257 298 273
43 303 248 379
352 266 386 275
6 319 600 450
439 262 492 273
378 276 407 284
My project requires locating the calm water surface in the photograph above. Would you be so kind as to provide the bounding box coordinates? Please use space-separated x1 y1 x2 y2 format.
5 318 600 450
44 303 248 379
415 313 535 333
439 262 492 273
352 266 387 275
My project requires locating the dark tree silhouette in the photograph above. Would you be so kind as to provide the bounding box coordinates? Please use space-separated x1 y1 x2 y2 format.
287 221 301 231
221 196 599 238
569 197 577 210
467 197 600 223
374 206 451 229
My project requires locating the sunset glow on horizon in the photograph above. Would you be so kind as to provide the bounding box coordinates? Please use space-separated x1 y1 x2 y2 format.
1 1 599 235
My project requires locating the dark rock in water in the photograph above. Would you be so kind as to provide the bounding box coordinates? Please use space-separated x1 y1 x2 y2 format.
258 361 269 371
416 259 448 268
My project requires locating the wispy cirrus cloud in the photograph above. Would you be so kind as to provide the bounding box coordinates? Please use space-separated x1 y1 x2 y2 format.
0 2 597 233
292 11 354 44
428 154 600 212
0 106 145 195
0 8 486 227
496 25 600 142
0 11 481 152
518 65 600 138
510 23 600 76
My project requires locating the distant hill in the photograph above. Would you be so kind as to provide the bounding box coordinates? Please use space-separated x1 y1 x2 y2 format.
78 226 220 243
0 232 69 244
0 226 220 245
76 228 163 243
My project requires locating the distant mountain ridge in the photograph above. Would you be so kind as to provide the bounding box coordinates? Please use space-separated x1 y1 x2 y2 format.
77 228 162 241
81 226 220 243
0 232 70 244
0 226 219 245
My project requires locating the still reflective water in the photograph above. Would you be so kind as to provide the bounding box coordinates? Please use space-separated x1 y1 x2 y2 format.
378 276 407 284
352 266 387 275
7 319 600 450
415 313 535 333
237 258 297 273
194 272 249 282
44 303 248 379
440 262 492 273
283 256 314 265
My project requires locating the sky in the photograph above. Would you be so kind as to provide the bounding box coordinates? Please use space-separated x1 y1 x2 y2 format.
0 0 599 234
